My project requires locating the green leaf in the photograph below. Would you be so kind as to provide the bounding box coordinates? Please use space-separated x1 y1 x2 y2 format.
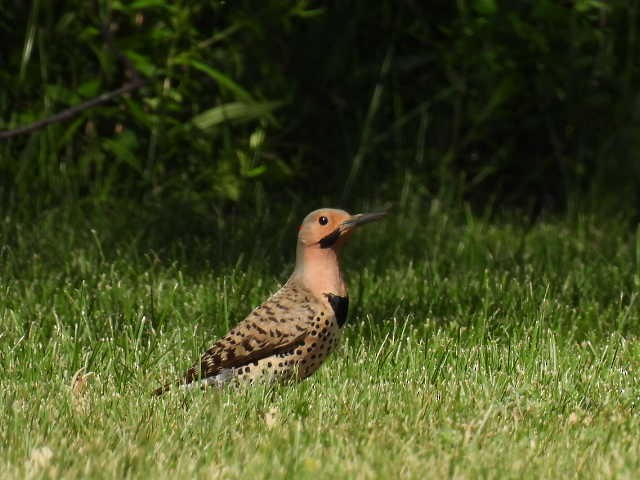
124 50 158 77
128 0 169 8
192 101 284 130
122 98 157 128
574 0 609 13
112 0 174 12
77 79 101 98
243 165 267 178
171 55 253 101
474 0 497 15
78 26 100 42
102 131 142 173
54 117 85 153
45 84 80 105
291 7 325 18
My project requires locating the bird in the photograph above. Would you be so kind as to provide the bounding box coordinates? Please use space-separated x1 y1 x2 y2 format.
153 207 387 395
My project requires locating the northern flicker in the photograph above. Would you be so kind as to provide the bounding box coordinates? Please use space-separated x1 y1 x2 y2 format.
153 208 386 395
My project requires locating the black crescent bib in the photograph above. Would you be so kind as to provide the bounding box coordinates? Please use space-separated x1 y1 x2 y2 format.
325 293 349 327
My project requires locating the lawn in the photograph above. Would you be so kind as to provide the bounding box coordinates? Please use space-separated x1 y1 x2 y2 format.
1 203 639 478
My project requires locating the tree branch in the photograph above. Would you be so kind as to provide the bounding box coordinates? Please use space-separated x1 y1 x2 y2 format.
0 2 146 141
0 78 145 140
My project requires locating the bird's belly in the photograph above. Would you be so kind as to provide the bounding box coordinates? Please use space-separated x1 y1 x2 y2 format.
232 320 343 384
296 323 342 379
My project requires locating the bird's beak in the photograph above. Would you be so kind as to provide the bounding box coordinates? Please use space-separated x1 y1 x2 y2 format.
318 209 389 248
339 210 388 232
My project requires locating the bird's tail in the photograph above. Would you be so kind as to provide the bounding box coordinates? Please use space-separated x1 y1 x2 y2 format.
152 383 172 396
152 368 234 396
151 366 199 396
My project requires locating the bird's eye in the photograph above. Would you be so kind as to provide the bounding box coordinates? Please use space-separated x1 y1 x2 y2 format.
318 216 329 226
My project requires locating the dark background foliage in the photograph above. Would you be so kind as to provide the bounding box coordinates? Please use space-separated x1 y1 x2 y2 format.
1 0 639 219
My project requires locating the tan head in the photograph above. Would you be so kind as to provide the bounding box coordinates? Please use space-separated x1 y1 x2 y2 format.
298 208 387 250
294 208 387 297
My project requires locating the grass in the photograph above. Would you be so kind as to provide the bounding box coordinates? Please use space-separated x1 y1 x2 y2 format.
1 202 640 478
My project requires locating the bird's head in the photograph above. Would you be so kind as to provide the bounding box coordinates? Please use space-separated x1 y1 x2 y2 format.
294 207 388 297
297 208 387 252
